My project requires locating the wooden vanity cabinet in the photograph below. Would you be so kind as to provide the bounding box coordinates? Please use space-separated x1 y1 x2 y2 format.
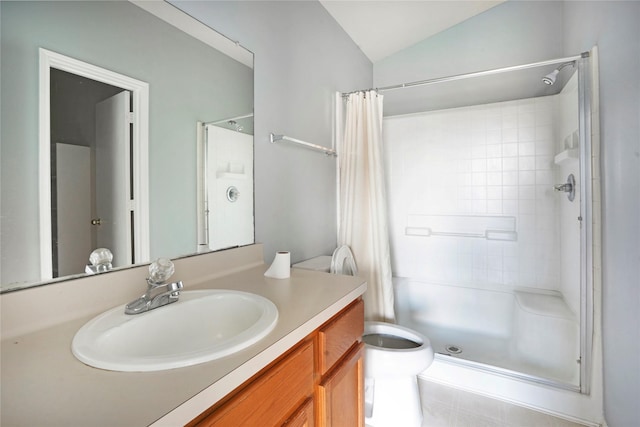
316 299 365 427
283 398 314 427
189 298 364 427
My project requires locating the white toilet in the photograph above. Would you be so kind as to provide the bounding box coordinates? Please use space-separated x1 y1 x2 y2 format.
363 322 434 427
293 246 434 427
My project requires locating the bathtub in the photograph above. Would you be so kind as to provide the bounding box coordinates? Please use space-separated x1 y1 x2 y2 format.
393 278 580 387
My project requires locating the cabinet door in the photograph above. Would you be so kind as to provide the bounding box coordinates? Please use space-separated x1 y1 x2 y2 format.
318 299 364 375
317 342 364 427
283 398 314 427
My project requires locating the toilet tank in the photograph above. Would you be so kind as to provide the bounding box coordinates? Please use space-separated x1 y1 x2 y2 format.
292 256 332 272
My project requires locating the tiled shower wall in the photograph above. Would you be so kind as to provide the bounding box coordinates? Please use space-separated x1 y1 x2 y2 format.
383 96 565 292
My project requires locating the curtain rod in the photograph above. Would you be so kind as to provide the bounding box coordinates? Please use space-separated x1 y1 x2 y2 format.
342 52 589 97
202 113 253 126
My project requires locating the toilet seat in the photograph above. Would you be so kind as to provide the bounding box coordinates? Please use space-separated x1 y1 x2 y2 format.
364 322 427 348
330 245 358 276
364 321 434 377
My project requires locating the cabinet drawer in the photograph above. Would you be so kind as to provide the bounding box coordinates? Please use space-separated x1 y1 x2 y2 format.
195 339 314 426
318 299 364 375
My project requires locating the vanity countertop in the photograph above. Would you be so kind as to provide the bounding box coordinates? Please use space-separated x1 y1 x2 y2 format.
0 264 367 426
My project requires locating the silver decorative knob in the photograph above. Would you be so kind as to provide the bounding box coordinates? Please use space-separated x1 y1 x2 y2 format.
85 248 113 274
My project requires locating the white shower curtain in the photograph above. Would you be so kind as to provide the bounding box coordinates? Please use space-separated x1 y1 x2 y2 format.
338 90 395 322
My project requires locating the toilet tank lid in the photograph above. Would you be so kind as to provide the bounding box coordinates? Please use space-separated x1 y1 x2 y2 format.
292 256 332 272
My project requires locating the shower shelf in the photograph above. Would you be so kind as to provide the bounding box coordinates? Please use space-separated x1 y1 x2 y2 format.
405 215 517 241
554 149 579 165
216 171 247 180
270 133 337 157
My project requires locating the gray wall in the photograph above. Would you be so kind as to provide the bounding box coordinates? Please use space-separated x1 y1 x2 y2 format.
374 1 565 116
171 1 372 264
374 1 640 425
562 2 640 426
1 1 252 285
50 70 123 149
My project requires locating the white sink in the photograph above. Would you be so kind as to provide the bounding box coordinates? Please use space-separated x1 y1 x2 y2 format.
72 289 278 372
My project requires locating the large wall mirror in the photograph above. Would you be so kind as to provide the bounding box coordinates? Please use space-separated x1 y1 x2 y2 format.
0 1 254 292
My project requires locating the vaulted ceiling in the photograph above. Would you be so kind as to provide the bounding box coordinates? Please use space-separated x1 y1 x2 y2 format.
319 1 505 62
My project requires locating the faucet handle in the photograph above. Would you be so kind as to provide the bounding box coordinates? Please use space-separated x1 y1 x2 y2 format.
554 173 576 202
148 258 175 284
85 248 113 274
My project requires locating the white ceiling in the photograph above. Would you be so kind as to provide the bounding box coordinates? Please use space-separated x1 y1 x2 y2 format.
319 0 505 63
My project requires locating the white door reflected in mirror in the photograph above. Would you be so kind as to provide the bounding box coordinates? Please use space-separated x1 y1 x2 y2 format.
95 91 134 268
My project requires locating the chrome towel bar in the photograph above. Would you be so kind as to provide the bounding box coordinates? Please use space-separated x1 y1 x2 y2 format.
270 133 337 157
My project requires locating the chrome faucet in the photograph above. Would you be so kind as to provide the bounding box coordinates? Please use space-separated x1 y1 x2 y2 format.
125 258 183 315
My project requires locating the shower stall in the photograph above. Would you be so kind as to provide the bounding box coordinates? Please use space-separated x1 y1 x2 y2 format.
382 52 597 396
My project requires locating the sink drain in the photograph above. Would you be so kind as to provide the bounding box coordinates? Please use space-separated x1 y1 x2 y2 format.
445 344 463 354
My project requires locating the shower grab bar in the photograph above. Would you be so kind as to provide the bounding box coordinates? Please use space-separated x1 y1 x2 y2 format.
270 133 337 157
405 227 517 241
405 214 518 241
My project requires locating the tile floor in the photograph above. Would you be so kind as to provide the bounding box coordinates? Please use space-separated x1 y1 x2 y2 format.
419 379 589 427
